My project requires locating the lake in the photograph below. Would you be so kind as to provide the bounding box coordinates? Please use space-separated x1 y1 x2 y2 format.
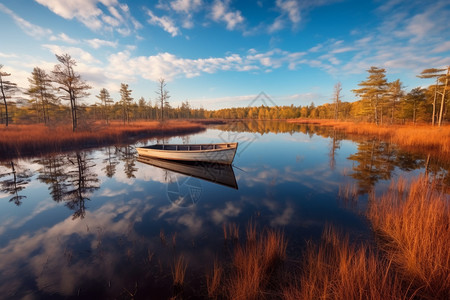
0 121 447 299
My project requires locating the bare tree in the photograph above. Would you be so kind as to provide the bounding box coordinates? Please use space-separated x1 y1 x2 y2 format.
333 82 342 120
156 78 170 121
52 54 91 131
0 65 17 127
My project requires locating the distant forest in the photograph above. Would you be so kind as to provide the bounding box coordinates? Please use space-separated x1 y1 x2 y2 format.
1 54 449 130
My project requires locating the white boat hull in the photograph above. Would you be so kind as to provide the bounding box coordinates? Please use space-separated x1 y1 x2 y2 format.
136 143 238 164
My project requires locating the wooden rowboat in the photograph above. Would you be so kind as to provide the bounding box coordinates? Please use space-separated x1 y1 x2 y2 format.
136 143 238 164
137 156 238 189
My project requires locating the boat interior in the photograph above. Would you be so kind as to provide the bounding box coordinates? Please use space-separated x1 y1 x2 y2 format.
145 144 236 151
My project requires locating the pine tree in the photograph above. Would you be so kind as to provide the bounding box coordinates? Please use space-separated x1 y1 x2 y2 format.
119 83 133 124
0 65 17 127
52 54 91 131
353 66 388 125
96 88 114 124
27 67 55 124
418 67 450 126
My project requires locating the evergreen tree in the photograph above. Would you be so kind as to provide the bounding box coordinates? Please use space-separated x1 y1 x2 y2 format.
0 64 17 127
96 88 114 124
27 67 55 124
52 54 91 131
353 66 388 125
119 83 133 124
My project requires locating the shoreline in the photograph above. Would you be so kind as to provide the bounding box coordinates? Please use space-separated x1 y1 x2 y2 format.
0 120 206 160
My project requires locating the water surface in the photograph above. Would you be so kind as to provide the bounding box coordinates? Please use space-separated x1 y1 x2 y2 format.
0 121 447 299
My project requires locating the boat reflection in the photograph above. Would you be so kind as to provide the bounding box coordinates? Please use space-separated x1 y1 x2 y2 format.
137 156 238 189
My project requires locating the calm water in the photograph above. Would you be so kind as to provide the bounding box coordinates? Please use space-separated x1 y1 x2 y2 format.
0 121 447 299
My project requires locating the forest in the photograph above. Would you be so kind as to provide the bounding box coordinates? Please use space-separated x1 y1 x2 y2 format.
1 54 449 130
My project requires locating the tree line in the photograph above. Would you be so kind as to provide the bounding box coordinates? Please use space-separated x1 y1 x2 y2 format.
1 54 449 129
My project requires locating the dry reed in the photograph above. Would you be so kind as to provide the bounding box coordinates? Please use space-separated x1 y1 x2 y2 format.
283 226 407 300
171 255 188 288
223 223 240 241
0 121 205 158
288 119 450 155
227 227 287 299
368 175 450 299
206 259 223 299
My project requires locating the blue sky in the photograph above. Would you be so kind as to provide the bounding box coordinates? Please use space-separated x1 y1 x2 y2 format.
0 0 449 109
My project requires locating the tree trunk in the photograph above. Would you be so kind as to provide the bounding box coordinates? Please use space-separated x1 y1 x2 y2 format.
0 76 8 127
438 67 449 127
432 78 438 126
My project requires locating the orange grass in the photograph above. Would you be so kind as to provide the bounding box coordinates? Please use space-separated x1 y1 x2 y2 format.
283 226 407 300
288 119 450 154
226 226 287 299
171 255 188 288
206 259 223 299
367 176 450 299
0 120 205 158
223 223 240 241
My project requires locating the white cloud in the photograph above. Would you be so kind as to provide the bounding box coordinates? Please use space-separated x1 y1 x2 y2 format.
104 48 307 83
0 3 52 38
276 0 300 24
211 0 244 30
42 44 100 64
85 38 118 49
50 33 79 44
34 0 140 35
170 0 202 14
268 17 284 33
145 9 181 37
432 41 450 53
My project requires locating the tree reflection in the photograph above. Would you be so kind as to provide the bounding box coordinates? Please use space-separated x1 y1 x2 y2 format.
117 145 137 178
328 129 344 170
35 156 67 202
0 161 32 205
64 152 100 219
102 146 119 178
347 140 396 193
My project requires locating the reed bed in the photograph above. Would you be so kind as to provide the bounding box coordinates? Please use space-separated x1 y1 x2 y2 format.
209 224 287 299
283 226 407 300
288 119 450 154
0 121 205 158
367 175 450 299
171 255 188 289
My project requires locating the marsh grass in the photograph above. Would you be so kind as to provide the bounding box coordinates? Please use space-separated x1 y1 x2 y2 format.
283 227 408 300
171 255 188 289
206 259 223 299
210 224 287 299
288 119 450 155
223 223 240 241
0 121 205 158
367 175 450 299
338 182 359 205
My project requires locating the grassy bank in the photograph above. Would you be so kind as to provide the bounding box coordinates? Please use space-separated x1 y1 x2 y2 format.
285 175 449 300
199 175 448 299
0 120 205 158
288 119 450 155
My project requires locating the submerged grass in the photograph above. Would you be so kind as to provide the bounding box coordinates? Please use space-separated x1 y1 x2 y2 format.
0 120 205 158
